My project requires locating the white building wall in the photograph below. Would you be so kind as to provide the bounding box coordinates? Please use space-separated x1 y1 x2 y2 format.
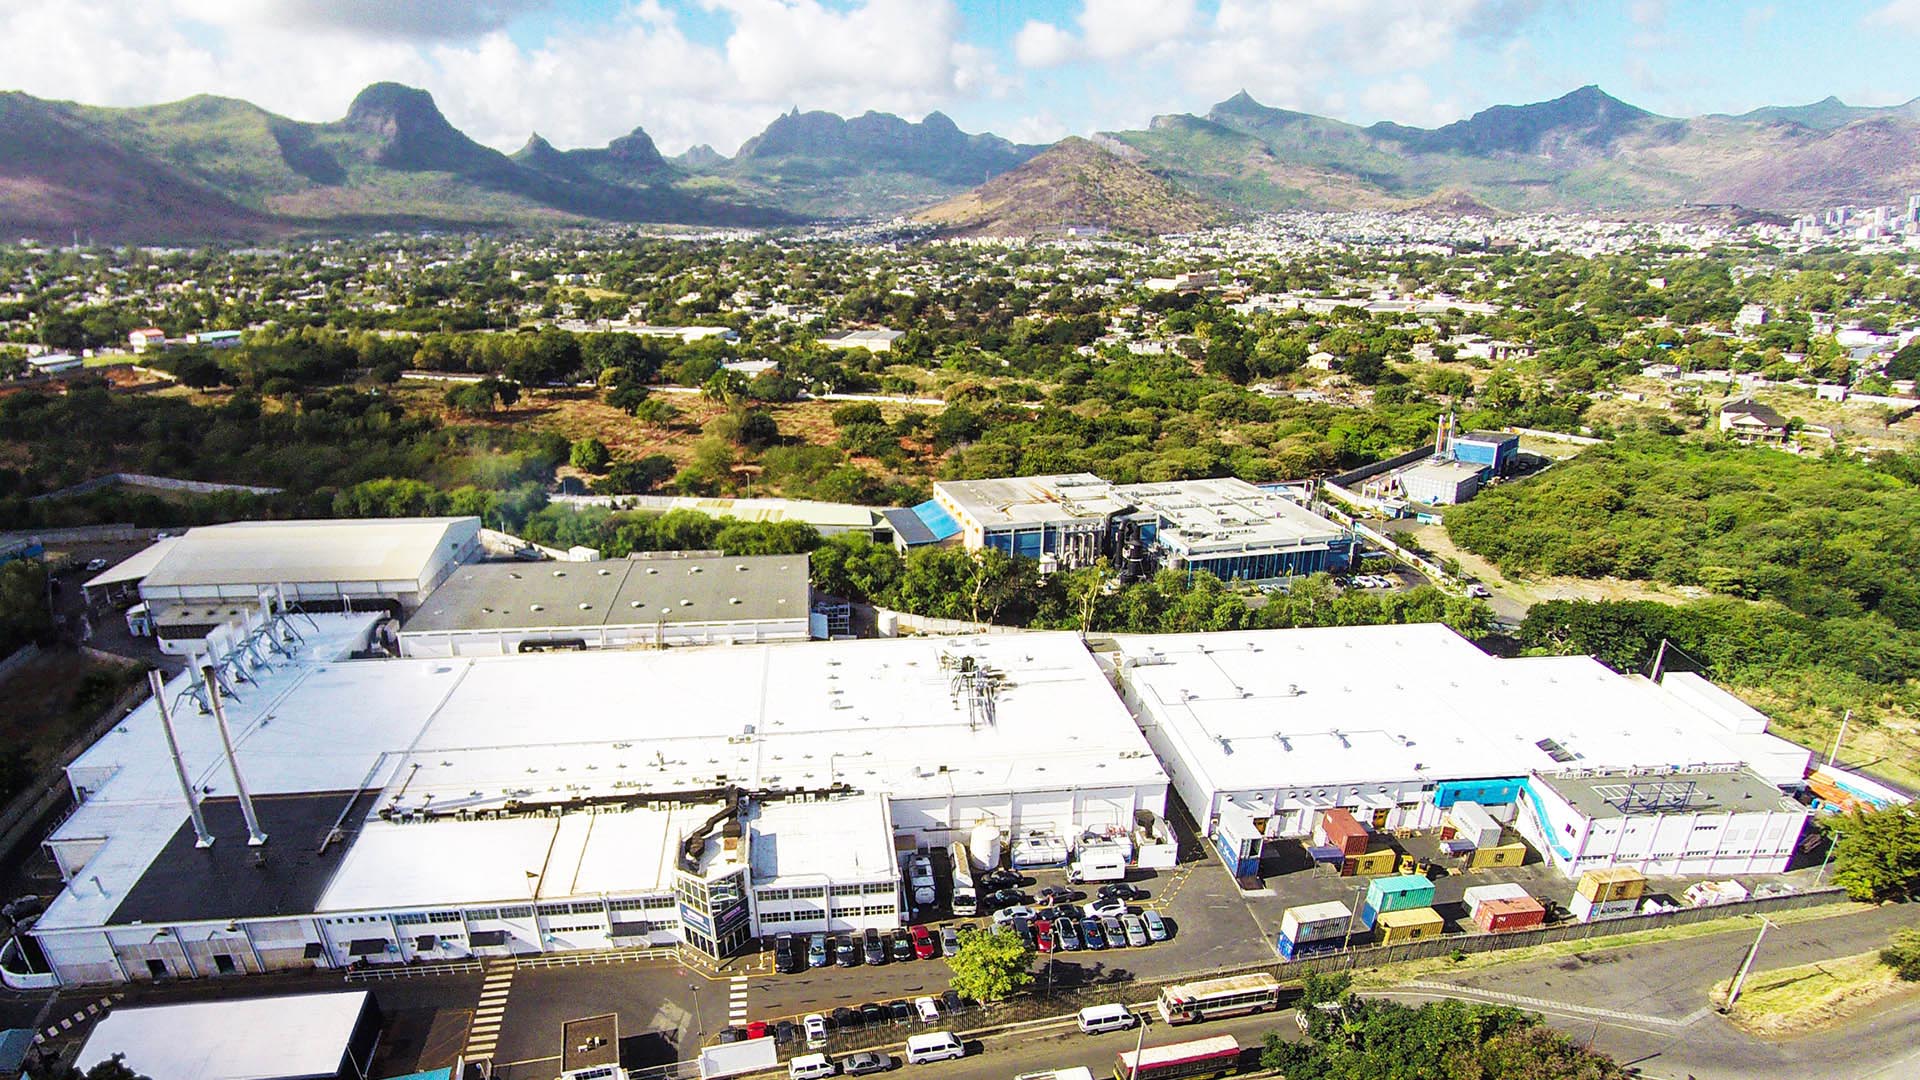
1515 780 1809 878
397 617 812 658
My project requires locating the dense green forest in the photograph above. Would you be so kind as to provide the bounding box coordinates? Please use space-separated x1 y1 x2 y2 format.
1449 437 1920 627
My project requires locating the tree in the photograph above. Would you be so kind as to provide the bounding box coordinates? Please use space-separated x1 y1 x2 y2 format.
1882 927 1920 981
569 437 611 473
1822 806 1920 903
631 398 681 428
0 559 52 655
946 925 1033 1003
594 454 677 495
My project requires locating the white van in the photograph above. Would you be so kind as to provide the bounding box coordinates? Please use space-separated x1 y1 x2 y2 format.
904 1032 966 1064
1076 1003 1139 1034
789 1055 836 1080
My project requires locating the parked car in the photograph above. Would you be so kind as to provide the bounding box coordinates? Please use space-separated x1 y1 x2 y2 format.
939 926 961 955
1054 918 1081 951
1036 886 1079 906
835 935 860 967
1101 915 1127 946
863 929 887 965
775 1019 798 1045
939 990 963 1015
804 1014 830 1049
890 932 915 963
746 1020 769 1040
981 869 1031 890
911 924 937 959
84 558 109 572
991 904 1035 925
1081 916 1107 949
790 1054 835 1080
859 1003 886 1027
888 1000 914 1024
1141 909 1168 942
914 996 941 1024
1032 917 1053 953
831 1006 858 1030
1088 898 1128 919
984 888 1030 911
1120 914 1149 947
1467 583 1491 598
843 1051 893 1077
1009 915 1035 949
1098 883 1147 902
717 1027 744 1044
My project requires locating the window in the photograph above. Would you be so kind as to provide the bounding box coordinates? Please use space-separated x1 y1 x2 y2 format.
394 913 429 926
467 907 501 921
570 901 602 915
645 896 675 910
790 886 825 900
501 906 533 919
538 903 573 916
828 884 863 898
213 954 238 974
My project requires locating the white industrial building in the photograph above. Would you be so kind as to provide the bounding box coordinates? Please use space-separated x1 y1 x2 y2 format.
1515 766 1808 878
11 623 1166 987
86 517 481 654
1103 624 1812 877
933 474 1353 580
398 553 813 656
76 991 380 1080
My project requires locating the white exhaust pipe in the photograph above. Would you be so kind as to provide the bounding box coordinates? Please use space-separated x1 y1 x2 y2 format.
203 663 268 846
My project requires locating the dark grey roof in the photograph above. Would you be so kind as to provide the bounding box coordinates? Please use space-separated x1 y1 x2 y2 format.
1458 430 1518 445
110 791 374 925
1538 768 1795 820
1722 399 1787 426
402 555 809 634
881 507 938 547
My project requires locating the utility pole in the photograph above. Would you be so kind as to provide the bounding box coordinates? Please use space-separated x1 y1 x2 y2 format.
1126 1004 1147 1080
1722 917 1774 1013
1827 709 1851 767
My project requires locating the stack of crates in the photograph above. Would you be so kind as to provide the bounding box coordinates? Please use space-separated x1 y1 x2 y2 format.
1358 874 1436 929
1277 900 1351 960
1570 867 1646 922
1474 896 1546 934
1374 907 1443 945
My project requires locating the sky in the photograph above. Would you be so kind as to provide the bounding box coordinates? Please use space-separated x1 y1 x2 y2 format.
3 1 1919 157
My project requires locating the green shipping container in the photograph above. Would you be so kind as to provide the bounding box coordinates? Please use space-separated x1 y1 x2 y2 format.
1365 874 1436 914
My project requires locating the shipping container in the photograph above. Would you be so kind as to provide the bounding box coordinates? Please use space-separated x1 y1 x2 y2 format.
1340 848 1397 877
1365 874 1436 915
1373 907 1443 945
1468 839 1526 870
1280 901 1351 944
1568 892 1636 923
1576 867 1647 903
1461 882 1530 918
1473 896 1545 934
1276 932 1346 961
1314 808 1369 857
1445 802 1502 849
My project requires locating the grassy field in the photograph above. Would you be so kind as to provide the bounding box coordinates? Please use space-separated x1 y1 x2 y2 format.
0 649 148 788
1353 902 1871 989
1712 950 1915 1035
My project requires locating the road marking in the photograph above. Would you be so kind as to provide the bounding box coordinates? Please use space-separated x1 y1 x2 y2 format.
465 964 515 1060
1392 981 1697 1030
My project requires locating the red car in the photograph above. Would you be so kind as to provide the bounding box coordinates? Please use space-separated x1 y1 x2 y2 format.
910 924 937 960
1033 917 1054 953
745 1020 768 1040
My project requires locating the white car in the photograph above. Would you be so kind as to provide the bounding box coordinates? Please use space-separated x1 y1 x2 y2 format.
992 905 1035 925
803 1013 829 1049
915 996 941 1024
1088 898 1128 919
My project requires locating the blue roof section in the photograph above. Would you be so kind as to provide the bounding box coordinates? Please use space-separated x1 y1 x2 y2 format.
380 1069 452 1080
881 507 937 547
0 1029 33 1073
911 499 961 541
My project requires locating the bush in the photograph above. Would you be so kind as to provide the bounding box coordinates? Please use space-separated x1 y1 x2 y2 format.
1882 928 1920 981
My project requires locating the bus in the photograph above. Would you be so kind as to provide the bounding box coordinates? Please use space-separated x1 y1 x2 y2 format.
1114 1035 1239 1080
949 842 978 917
1155 974 1281 1025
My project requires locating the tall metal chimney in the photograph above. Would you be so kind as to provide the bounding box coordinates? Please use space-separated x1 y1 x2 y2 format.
151 670 214 848
203 663 268 846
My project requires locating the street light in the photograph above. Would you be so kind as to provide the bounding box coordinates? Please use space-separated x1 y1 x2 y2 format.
689 982 704 1036
1721 916 1775 1013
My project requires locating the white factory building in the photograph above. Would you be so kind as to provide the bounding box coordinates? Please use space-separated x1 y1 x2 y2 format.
85 517 482 655
11 622 1166 987
1103 624 1813 878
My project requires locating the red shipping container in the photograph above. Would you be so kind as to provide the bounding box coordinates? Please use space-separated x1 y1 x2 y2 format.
1316 808 1369 857
1475 896 1545 934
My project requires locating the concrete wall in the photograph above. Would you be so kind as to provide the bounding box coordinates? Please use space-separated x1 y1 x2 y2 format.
397 617 812 657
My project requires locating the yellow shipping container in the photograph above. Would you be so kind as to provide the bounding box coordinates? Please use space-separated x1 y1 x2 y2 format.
1343 848 1398 877
1374 907 1444 945
1576 867 1647 903
1468 841 1527 870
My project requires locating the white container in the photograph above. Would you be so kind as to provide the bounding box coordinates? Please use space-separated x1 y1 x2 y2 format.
1280 901 1351 944
1462 882 1529 918
1569 892 1636 923
969 821 1001 871
1447 802 1502 849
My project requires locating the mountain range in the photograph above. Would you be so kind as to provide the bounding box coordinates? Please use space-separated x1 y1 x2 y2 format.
3 82 1918 242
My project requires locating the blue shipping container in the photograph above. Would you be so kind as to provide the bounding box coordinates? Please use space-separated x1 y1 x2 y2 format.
1358 900 1380 929
1277 933 1344 961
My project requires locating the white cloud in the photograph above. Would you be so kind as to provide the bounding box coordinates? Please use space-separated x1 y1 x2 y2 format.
0 0 1005 156
1005 111 1070 145
1869 0 1920 33
1011 0 1196 69
1359 76 1458 129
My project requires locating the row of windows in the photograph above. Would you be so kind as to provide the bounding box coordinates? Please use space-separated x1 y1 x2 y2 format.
609 896 676 912
760 904 895 923
763 883 892 903
546 923 605 934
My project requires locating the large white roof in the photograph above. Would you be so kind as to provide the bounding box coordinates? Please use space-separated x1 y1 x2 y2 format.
1109 624 1812 800
44 629 1159 930
78 992 368 1080
139 517 477 588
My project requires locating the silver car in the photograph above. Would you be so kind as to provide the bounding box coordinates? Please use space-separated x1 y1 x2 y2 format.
1120 913 1149 947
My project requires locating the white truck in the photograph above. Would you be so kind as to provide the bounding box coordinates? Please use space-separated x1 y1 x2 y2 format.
906 853 937 907
1067 846 1127 884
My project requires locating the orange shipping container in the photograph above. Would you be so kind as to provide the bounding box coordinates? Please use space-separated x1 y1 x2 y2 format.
1316 808 1370 857
1474 896 1545 934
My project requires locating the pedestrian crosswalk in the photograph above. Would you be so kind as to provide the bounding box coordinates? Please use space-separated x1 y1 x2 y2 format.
727 973 749 1027
465 963 515 1061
